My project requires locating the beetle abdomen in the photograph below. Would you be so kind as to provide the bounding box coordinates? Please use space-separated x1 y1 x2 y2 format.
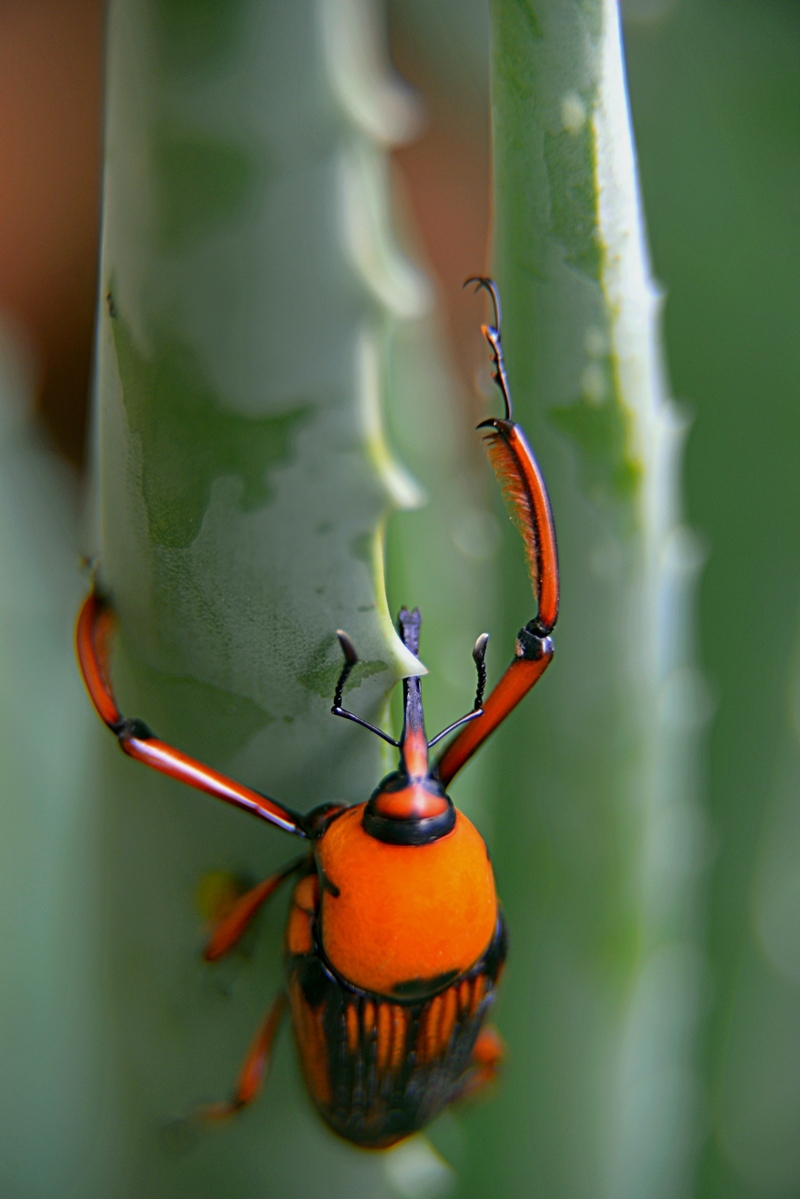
287 915 507 1148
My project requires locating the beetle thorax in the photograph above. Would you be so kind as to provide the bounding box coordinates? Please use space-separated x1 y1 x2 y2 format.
361 651 458 844
362 765 455 845
368 772 448 821
315 803 498 1000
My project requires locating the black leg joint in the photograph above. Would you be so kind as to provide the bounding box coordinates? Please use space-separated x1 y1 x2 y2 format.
110 716 154 741
526 616 553 638
516 623 554 662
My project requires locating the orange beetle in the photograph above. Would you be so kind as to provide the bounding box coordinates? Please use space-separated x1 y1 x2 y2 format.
76 279 559 1148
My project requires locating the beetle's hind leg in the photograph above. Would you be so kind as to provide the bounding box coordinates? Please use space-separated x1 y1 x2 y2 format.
455 1026 505 1104
203 855 310 962
201 991 288 1121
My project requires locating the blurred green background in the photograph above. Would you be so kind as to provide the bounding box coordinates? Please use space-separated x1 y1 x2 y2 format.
2 1 800 1196
625 4 800 1194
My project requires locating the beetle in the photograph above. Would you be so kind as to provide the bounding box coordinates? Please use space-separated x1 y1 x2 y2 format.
76 277 559 1149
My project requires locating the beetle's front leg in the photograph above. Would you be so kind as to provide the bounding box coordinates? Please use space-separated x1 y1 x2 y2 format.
76 590 307 837
436 279 559 786
437 635 553 786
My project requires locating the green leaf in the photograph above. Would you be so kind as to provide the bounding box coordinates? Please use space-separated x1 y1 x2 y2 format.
110 305 311 549
0 332 112 1198
152 127 261 251
544 116 603 280
80 1 453 1195
448 2 706 1196
623 3 800 1193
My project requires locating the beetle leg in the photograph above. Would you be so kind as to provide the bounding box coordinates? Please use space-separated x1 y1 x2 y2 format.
330 631 399 748
76 591 307 838
201 992 287 1120
436 283 559 787
455 1025 505 1103
203 855 310 961
436 650 553 786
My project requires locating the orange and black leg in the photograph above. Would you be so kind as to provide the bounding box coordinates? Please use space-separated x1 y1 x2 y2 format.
436 278 560 787
76 591 307 838
456 1026 505 1103
201 992 288 1120
203 856 310 962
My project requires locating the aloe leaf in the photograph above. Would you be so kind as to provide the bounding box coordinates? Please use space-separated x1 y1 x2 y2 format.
86 1 464 1194
446 3 706 1196
622 6 800 1194
716 644 800 1196
98 0 427 790
0 332 115 1199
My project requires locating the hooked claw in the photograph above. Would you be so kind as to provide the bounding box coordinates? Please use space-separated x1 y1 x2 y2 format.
463 275 502 334
464 276 512 421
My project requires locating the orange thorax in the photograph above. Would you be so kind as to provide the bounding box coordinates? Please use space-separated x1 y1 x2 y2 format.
315 804 498 999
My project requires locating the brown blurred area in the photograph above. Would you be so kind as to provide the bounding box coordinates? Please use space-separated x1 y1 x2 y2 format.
0 0 487 468
0 0 103 466
389 12 491 400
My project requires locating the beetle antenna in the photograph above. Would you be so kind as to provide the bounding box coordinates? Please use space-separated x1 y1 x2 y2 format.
333 631 358 709
473 631 489 709
464 275 512 421
331 631 399 748
427 633 488 749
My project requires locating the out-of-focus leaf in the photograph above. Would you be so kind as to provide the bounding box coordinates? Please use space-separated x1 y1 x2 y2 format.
624 3 800 1195
0 328 113 1199
446 3 707 1197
